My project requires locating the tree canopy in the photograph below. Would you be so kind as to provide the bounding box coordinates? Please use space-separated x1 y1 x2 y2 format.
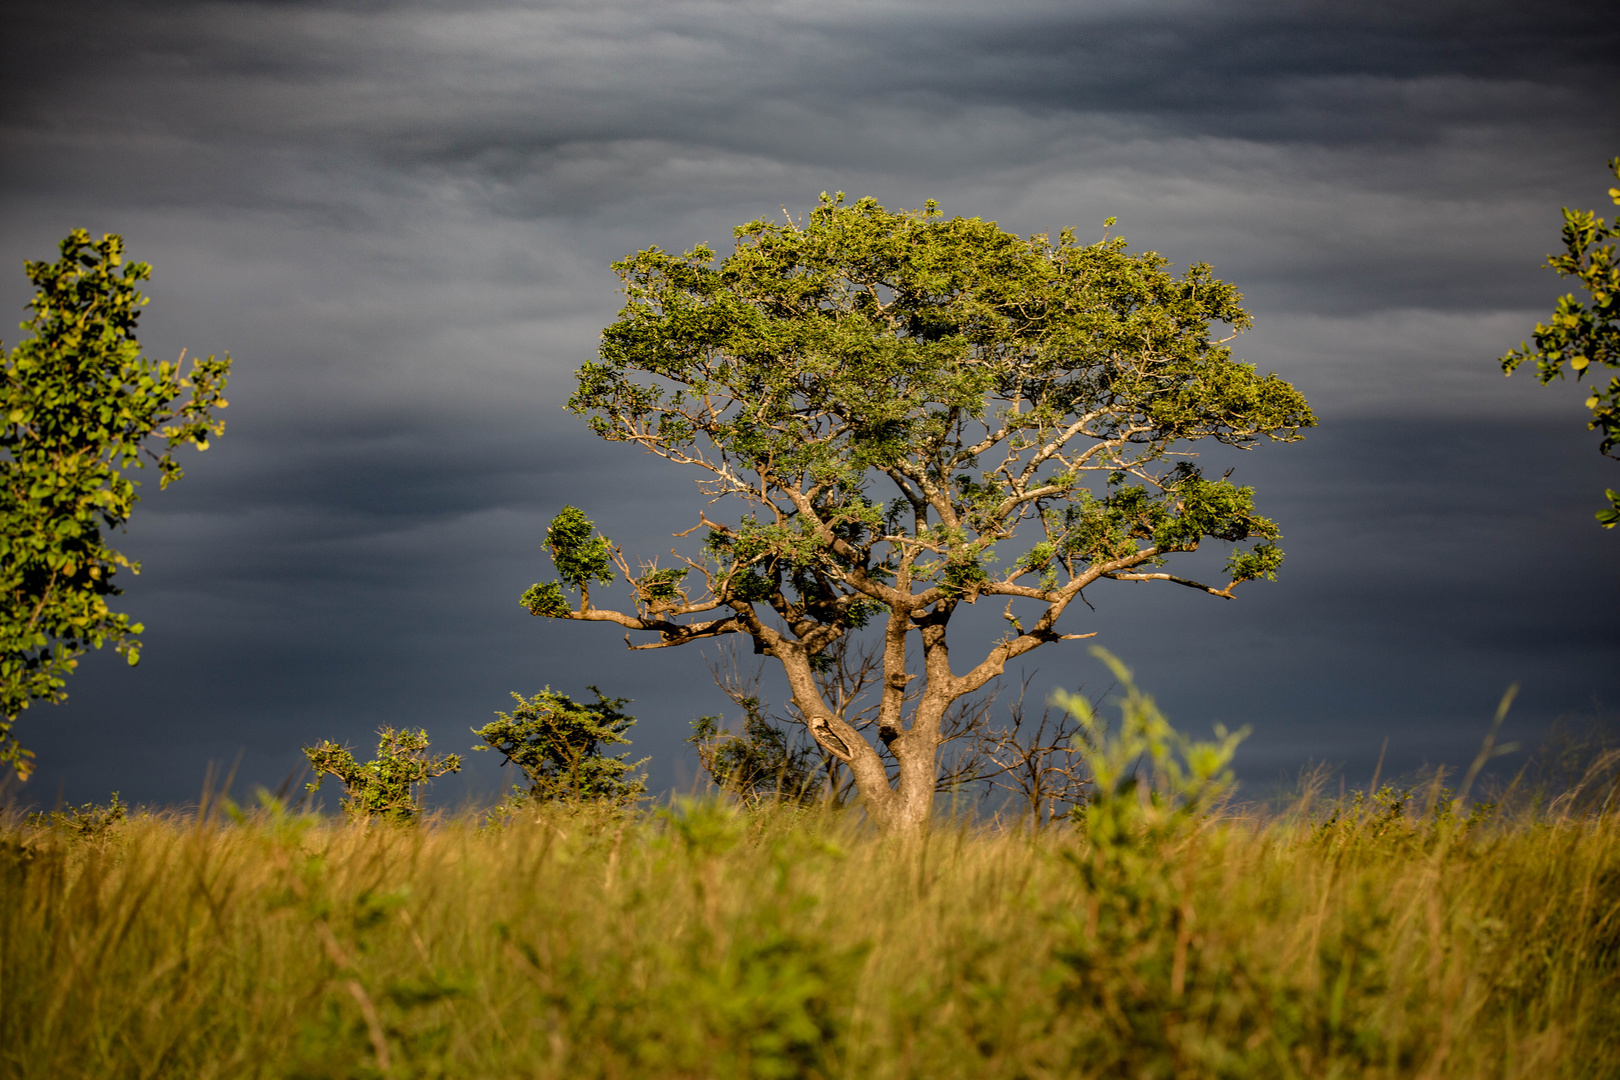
0 230 230 778
524 194 1313 831
1501 156 1620 527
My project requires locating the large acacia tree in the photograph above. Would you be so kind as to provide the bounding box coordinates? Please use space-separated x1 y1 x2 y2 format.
523 195 1313 832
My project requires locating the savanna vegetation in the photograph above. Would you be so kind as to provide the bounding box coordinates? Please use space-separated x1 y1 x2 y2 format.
3 665 1617 1080
6 191 1618 1079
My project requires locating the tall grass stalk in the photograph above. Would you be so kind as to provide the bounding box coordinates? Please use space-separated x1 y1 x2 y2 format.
1 788 1616 1079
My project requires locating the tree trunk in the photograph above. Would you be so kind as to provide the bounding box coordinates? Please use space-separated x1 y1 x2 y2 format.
778 623 959 835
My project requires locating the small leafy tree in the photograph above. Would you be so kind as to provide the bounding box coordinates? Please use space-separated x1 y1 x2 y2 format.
689 708 824 809
1 230 230 778
303 727 462 822
1501 156 1620 527
26 791 128 840
523 194 1313 833
473 686 647 806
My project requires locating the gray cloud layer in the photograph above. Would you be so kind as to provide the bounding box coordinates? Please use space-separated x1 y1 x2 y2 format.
2 0 1616 807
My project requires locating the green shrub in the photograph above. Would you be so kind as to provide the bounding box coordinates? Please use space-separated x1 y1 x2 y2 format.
25 791 126 840
474 686 647 813
304 726 462 822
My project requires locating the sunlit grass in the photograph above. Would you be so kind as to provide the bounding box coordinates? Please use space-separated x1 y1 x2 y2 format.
2 778 1617 1080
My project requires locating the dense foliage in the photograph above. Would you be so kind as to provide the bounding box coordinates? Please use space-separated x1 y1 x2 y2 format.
303 727 463 822
1501 156 1620 527
474 686 647 807
0 230 230 777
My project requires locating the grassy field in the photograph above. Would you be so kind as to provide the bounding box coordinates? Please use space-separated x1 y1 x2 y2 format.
2 773 1618 1080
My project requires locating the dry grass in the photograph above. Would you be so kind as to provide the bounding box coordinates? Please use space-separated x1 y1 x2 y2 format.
1 786 1617 1079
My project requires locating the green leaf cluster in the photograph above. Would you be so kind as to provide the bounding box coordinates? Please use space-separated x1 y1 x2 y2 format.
704 509 887 630
521 505 616 616
473 686 647 807
546 504 615 590
636 566 689 602
1501 157 1620 527
518 581 569 618
0 230 230 777
1020 465 1283 589
1045 652 1265 1070
304 727 463 823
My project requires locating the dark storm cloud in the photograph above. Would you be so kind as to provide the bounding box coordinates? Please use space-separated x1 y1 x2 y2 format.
20 1 1611 128
1 0 1616 808
7 1 1615 314
8 2 1614 192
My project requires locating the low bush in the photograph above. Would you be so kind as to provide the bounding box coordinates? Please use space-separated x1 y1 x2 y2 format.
303 726 463 823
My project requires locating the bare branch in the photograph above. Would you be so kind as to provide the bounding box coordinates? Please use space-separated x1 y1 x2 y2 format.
1103 571 1236 598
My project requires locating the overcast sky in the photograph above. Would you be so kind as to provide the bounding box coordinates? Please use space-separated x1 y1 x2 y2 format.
2 0 1617 811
